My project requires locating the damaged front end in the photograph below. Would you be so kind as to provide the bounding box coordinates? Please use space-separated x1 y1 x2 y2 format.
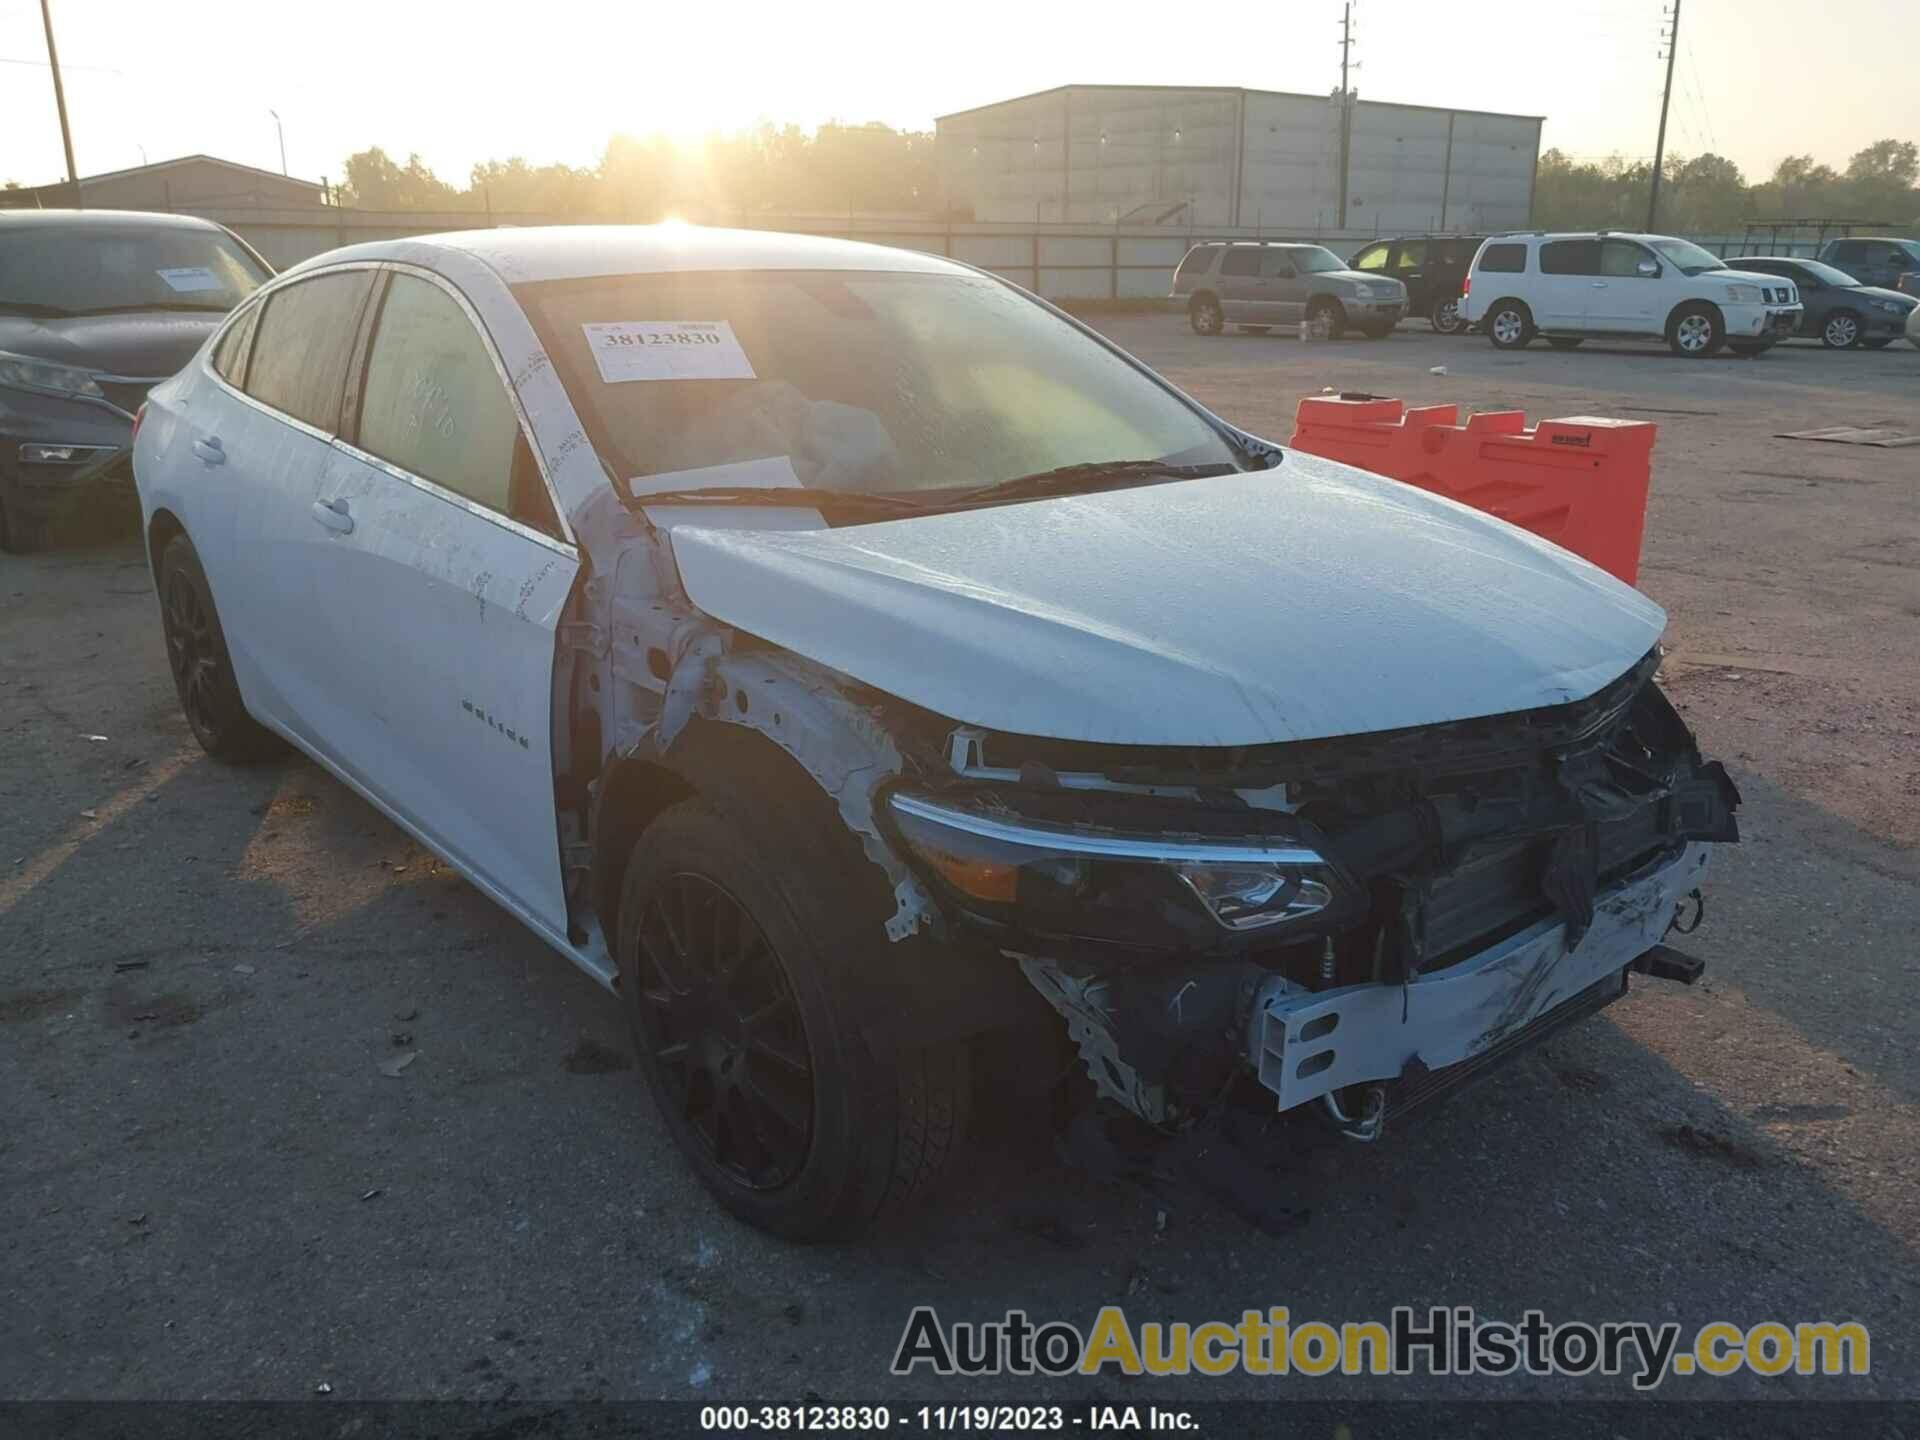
879 648 1740 1138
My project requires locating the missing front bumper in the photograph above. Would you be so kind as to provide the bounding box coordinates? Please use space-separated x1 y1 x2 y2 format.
1247 843 1710 1114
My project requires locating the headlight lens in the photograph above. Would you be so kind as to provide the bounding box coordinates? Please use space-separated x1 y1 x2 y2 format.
1721 284 1762 304
0 351 106 401
887 791 1351 945
1877 299 1907 313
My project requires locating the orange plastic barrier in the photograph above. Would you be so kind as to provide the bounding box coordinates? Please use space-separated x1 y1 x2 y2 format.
1288 397 1656 586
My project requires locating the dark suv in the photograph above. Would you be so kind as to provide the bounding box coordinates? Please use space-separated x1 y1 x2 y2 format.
1815 237 1920 297
1348 235 1487 333
0 209 271 551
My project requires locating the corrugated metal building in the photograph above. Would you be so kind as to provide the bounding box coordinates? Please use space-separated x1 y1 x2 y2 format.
937 85 1542 233
7 156 327 213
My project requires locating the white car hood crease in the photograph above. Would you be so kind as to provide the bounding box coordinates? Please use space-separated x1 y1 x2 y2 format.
666 452 1666 747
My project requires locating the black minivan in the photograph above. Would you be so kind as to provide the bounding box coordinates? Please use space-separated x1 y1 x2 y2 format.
1348 235 1487 334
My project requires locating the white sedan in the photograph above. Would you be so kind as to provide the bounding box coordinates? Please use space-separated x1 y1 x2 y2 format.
133 226 1741 1237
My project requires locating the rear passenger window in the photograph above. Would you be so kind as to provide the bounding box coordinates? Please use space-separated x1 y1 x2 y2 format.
1219 248 1262 277
1477 243 1527 273
245 271 375 432
1540 240 1600 275
355 273 533 525
1393 241 1426 270
212 302 260 386
1351 243 1390 272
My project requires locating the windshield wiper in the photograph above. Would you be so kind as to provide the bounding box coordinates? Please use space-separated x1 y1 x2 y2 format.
948 459 1242 508
630 485 928 518
70 301 233 315
0 300 77 318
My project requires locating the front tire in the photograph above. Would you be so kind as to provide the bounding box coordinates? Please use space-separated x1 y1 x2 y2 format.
617 783 970 1240
1821 310 1863 349
1188 294 1224 336
1307 297 1347 340
1430 296 1466 334
1668 303 1725 357
1486 299 1534 349
157 533 282 761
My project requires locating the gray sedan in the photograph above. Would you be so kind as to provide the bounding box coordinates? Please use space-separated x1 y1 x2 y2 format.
1727 255 1918 350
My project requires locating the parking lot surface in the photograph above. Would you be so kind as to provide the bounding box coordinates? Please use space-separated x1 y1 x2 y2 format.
3 325 1917 1408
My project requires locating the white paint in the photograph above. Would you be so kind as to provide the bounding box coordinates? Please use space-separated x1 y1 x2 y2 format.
669 452 1666 747
583 320 755 383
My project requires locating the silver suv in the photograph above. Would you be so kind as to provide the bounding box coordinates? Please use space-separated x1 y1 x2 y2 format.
1171 242 1408 339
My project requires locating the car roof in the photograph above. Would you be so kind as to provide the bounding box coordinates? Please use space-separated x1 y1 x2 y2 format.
0 207 230 234
286 224 973 286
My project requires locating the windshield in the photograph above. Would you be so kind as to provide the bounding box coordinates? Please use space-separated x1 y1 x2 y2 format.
1293 247 1348 273
515 270 1242 498
0 225 270 315
1752 258 1855 287
1646 238 1726 276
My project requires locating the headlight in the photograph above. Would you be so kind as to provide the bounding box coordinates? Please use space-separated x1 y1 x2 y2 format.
1721 284 1763 304
886 791 1354 947
1877 299 1907 313
0 351 106 401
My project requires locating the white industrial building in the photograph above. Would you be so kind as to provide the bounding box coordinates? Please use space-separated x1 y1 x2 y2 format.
936 85 1543 234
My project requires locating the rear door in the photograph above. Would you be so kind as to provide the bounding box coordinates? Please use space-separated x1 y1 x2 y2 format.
1389 239 1429 309
1215 246 1267 322
1536 239 1600 329
310 267 580 936
211 266 379 739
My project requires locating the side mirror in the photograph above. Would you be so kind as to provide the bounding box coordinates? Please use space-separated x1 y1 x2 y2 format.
1636 259 1661 278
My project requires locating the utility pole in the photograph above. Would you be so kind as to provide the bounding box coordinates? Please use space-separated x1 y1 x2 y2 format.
1337 1 1353 228
1647 0 1681 230
39 0 79 206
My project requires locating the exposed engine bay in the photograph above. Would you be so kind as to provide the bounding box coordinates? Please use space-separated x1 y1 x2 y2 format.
875 647 1740 1137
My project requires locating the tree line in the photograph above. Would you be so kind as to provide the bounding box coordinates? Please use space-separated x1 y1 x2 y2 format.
1531 140 1919 233
332 125 1920 234
337 124 940 219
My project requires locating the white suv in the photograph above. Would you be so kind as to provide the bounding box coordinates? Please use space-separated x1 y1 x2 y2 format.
1458 232 1803 357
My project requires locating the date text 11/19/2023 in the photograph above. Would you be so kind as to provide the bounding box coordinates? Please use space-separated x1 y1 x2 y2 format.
698 1404 1201 1431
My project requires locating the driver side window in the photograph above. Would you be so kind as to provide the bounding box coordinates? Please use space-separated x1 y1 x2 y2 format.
1351 243 1389 272
1599 240 1655 277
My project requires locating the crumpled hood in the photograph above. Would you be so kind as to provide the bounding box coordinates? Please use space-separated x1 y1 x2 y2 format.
666 453 1666 746
0 312 221 377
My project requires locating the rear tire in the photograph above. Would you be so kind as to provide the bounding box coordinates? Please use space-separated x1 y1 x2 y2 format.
1188 294 1224 336
156 533 283 761
1307 297 1347 340
616 775 970 1240
1668 303 1725 357
1430 296 1466 334
1486 299 1534 349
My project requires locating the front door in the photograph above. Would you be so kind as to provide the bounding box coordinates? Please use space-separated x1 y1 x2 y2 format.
1259 247 1307 323
308 268 580 937
1390 239 1428 309
1587 239 1663 333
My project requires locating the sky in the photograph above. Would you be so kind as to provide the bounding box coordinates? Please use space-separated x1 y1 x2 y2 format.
3 0 1916 192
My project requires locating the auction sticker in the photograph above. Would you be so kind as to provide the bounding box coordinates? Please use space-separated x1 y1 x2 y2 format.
582 320 756 383
156 267 223 293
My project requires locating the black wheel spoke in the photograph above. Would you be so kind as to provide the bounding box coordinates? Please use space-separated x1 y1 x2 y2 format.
630 872 813 1191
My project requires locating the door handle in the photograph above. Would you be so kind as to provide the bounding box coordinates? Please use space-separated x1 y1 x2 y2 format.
310 497 354 534
1591 281 1609 288
192 436 225 465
